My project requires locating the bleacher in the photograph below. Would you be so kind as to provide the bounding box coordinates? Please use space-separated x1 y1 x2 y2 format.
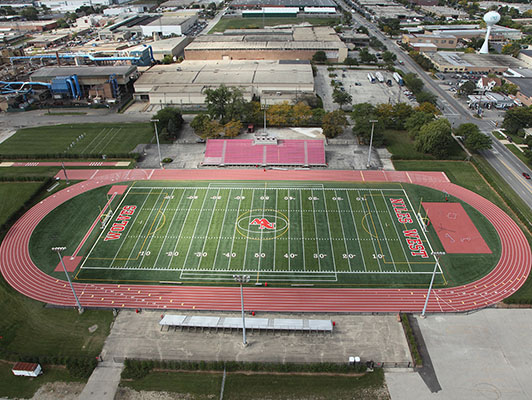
202 139 326 167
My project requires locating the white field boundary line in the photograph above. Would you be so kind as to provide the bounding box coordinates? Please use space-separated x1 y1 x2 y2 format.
87 127 115 154
335 190 353 272
78 185 133 271
257 187 267 277
368 191 398 272
322 189 338 281
166 188 198 269
71 193 116 258
212 188 233 271
151 189 186 269
122 189 163 268
287 189 291 272
298 189 307 272
98 127 122 154
134 186 406 191
273 188 278 272
310 189 322 271
403 189 442 274
198 189 221 270
181 188 211 272
346 190 368 272
138 188 175 269
80 127 107 154
227 189 243 270
358 189 383 272
382 190 415 273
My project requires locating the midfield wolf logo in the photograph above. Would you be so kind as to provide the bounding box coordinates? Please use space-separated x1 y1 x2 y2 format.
250 218 276 230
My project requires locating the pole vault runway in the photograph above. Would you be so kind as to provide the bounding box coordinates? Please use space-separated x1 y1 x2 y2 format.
0 169 530 313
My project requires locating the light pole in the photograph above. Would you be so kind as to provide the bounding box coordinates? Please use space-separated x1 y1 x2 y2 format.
366 119 378 169
150 119 163 169
261 101 268 135
233 274 250 346
52 247 83 314
420 251 445 318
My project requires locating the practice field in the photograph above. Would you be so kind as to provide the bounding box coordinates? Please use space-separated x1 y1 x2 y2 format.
0 123 152 157
78 183 437 284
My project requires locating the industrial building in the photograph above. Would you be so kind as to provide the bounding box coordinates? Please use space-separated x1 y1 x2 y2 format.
421 24 522 41
505 77 532 107
133 59 314 106
0 20 57 32
184 27 348 62
355 0 423 20
402 33 457 50
424 52 529 73
97 14 197 40
229 0 336 10
129 36 192 62
30 65 138 101
419 6 468 19
37 0 129 12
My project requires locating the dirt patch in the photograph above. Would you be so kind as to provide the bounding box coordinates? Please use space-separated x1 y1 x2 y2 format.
115 387 202 400
29 381 84 400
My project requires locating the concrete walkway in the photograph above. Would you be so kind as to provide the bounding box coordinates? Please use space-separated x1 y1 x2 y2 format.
78 361 123 400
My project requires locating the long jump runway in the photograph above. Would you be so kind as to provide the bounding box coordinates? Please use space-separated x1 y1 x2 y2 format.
0 169 530 313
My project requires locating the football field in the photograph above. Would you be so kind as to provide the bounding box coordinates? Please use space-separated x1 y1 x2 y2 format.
77 182 439 284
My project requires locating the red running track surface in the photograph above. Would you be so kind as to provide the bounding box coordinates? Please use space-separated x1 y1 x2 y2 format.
0 169 530 313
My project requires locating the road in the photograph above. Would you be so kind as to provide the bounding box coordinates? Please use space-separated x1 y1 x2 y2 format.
340 2 532 211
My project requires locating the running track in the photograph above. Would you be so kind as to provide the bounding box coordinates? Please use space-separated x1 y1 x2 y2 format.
0 169 530 313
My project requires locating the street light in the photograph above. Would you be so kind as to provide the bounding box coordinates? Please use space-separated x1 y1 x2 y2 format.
150 119 163 169
366 119 378 169
233 274 250 346
420 251 445 318
52 247 83 314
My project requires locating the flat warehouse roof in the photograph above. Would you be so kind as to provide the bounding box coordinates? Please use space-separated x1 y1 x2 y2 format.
31 65 137 79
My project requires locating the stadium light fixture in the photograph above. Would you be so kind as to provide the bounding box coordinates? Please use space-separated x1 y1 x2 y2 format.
150 119 163 169
421 251 446 318
366 120 378 169
51 246 83 314
233 274 250 346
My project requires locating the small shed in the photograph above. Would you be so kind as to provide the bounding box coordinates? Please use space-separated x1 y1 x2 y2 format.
12 362 42 377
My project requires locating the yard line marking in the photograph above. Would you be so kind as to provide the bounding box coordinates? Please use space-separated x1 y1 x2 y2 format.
152 189 186 269
310 189 322 271
123 190 165 267
167 189 197 270
88 128 115 155
148 170 154 180
382 190 413 272
241 189 256 272
287 189 291 271
299 189 306 272
80 127 107 154
213 188 233 270
108 188 154 266
273 188 278 272
227 189 243 270
181 188 211 271
77 185 133 275
322 189 338 280
367 192 397 271
346 190 367 272
198 189 221 270
334 190 352 272
358 190 382 272
256 186 268 282
138 188 174 269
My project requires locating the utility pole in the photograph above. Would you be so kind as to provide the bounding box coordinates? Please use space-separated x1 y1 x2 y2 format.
366 119 378 169
61 161 69 185
52 247 83 314
150 119 163 169
233 274 250 346
421 251 445 318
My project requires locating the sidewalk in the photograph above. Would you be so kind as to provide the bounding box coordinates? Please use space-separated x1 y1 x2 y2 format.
78 360 124 400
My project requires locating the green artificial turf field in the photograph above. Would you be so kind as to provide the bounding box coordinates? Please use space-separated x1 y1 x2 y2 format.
29 181 501 288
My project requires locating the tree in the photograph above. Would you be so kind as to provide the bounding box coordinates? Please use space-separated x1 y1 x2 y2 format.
204 85 245 125
332 89 352 109
415 91 437 106
406 111 435 139
382 51 397 64
292 102 313 125
352 103 376 119
322 110 347 138
344 57 358 66
502 42 521 57
392 102 413 130
312 51 327 63
375 103 394 128
416 102 439 115
464 130 492 151
359 48 377 64
191 114 223 138
403 73 423 94
153 107 184 139
55 18 69 28
20 6 39 20
353 116 385 146
161 54 173 64
458 80 476 97
223 119 242 137
357 26 369 35
415 119 453 158
502 106 532 135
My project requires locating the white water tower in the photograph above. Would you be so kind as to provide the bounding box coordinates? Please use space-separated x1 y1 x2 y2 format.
479 11 501 54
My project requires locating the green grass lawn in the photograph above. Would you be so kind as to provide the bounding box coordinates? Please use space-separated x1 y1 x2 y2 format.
120 369 388 400
0 362 85 399
210 17 339 33
505 143 530 167
0 182 44 226
383 130 465 160
28 180 500 289
0 123 153 157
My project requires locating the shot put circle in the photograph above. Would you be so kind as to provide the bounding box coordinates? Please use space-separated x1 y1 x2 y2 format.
235 209 289 240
